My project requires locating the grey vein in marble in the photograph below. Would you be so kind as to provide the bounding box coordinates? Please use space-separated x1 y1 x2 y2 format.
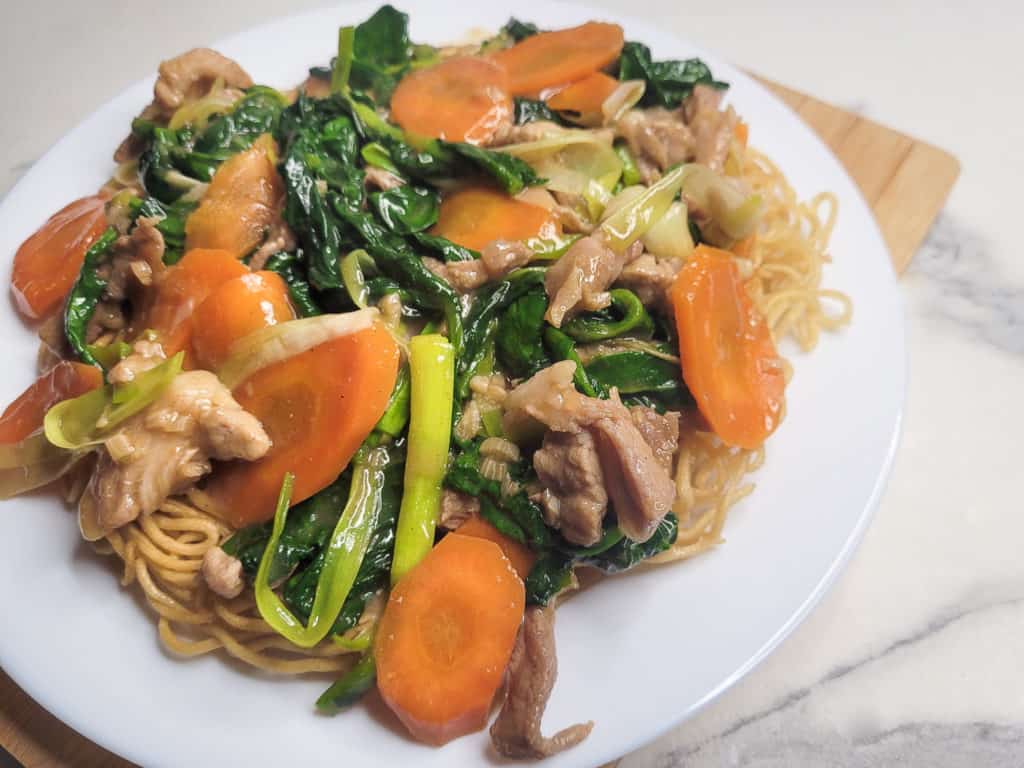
651 592 1024 767
908 214 1024 356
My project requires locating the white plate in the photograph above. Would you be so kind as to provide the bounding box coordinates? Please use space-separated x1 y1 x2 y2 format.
0 2 905 766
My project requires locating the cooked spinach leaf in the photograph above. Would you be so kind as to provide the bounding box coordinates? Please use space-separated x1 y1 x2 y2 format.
63 227 118 367
371 185 439 234
618 41 727 109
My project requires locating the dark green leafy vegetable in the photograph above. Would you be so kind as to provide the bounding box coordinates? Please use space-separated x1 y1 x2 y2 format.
543 327 607 398
495 288 550 378
192 86 288 158
584 351 682 395
276 94 364 290
524 515 680 604
376 365 411 437
63 227 118 367
443 141 545 196
316 653 376 712
445 438 552 550
618 41 727 109
562 289 655 342
137 126 201 203
263 251 322 317
334 204 463 353
222 474 351 583
513 98 562 125
348 5 412 104
504 18 540 41
456 268 546 400
131 196 196 265
371 185 439 234
411 231 478 263
282 440 405 636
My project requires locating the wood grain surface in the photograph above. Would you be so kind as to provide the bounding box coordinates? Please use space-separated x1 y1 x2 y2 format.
0 78 958 768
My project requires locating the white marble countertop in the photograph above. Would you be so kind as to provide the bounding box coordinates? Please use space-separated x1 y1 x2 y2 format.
1 1 1020 766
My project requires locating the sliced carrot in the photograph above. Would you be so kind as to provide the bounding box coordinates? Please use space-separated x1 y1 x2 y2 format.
137 248 248 363
491 22 624 97
190 271 294 371
455 516 535 580
375 533 525 746
545 71 619 116
734 121 749 148
184 134 284 258
671 244 785 449
206 323 400 526
0 362 103 444
390 56 512 145
430 185 559 251
11 195 108 320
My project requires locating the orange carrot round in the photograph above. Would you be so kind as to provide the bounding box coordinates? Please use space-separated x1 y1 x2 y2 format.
137 248 248 363
206 322 400 526
491 22 624 97
0 362 103 444
390 56 512 145
11 195 108 319
375 533 525 746
190 271 294 371
454 516 535 580
545 71 619 116
671 244 785 449
184 134 284 258
430 185 558 251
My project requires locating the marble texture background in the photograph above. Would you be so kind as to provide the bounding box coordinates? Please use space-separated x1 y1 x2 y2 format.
1 1 1020 766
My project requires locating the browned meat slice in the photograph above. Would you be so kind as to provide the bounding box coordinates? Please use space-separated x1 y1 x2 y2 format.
425 240 534 293
629 406 680 473
502 361 617 435
491 605 593 759
533 431 606 546
615 252 682 308
505 363 676 543
589 410 676 543
79 369 271 540
439 488 480 530
114 50 251 162
201 547 244 599
685 84 738 172
154 49 253 118
616 107 694 184
87 220 168 342
544 236 642 327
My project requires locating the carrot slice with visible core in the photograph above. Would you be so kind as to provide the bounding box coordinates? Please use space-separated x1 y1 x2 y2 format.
390 56 512 145
11 195 108 320
430 186 559 251
545 71 619 116
0 362 103 444
671 244 785 449
206 323 400 526
185 134 284 258
190 271 295 370
375 533 525 746
454 516 535 580
137 248 248 364
491 22 625 97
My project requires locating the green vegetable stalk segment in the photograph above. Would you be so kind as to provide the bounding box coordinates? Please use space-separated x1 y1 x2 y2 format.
316 652 376 713
390 334 455 584
255 447 389 648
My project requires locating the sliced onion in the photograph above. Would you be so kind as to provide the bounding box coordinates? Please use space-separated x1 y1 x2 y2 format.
0 431 82 500
641 201 694 260
601 80 646 126
217 309 380 390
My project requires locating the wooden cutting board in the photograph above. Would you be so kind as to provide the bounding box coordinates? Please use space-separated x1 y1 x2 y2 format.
0 78 958 768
